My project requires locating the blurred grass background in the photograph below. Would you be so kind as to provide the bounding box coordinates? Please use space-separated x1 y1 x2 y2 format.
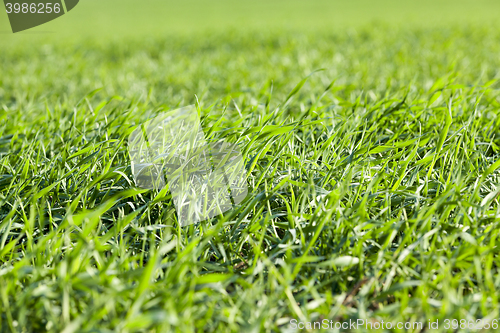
2 0 500 41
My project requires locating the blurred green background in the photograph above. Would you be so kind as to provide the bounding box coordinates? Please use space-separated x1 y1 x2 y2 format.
1 0 500 42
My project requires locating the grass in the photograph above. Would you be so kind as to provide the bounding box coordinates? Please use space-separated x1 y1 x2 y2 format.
2 1 500 332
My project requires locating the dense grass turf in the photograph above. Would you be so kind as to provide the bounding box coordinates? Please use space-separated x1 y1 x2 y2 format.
2 1 500 332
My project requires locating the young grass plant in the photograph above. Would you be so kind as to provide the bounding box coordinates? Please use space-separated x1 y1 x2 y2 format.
1 26 500 332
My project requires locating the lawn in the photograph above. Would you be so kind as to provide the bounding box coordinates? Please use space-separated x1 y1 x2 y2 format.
1 1 500 332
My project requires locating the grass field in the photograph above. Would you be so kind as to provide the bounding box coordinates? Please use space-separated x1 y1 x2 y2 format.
2 1 500 332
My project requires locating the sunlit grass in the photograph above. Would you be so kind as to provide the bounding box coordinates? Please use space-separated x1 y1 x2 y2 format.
1 25 500 332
